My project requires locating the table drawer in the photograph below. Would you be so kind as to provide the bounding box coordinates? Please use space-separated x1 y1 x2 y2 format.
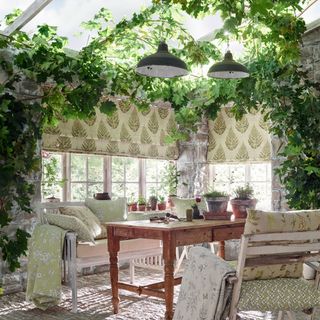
213 226 243 241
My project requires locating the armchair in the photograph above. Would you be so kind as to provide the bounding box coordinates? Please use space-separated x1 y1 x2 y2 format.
175 209 320 320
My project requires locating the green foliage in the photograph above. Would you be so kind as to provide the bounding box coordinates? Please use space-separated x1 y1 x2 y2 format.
42 156 66 198
161 162 180 195
203 189 228 198
233 184 254 200
138 195 146 205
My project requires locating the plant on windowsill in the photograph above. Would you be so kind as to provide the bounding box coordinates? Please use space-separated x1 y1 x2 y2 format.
128 193 137 212
161 162 180 209
149 187 158 210
157 196 167 211
203 189 229 218
230 184 257 219
138 196 147 211
42 155 66 202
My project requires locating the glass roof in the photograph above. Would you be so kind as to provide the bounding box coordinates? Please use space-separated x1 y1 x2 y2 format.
0 0 319 51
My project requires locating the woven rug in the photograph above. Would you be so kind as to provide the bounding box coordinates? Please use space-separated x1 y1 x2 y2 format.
0 267 318 319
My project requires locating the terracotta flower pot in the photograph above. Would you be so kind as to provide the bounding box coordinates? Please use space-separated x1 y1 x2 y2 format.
230 198 257 219
138 204 146 211
149 197 158 210
158 203 166 211
130 203 138 211
205 196 229 215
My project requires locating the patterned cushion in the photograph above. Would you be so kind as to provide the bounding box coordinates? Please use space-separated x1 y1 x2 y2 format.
85 197 127 223
238 278 320 311
245 209 320 235
228 261 302 281
59 206 102 238
243 209 320 280
43 213 94 243
171 197 206 219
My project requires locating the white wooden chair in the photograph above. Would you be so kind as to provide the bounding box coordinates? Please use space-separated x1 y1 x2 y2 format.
174 209 320 320
228 209 320 320
229 229 320 320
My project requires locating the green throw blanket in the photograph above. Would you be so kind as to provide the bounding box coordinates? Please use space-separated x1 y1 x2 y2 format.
26 224 67 310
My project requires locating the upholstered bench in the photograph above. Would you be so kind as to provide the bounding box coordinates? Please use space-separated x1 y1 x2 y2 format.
37 199 166 312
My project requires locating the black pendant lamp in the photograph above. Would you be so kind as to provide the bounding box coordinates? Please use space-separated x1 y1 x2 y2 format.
136 42 188 78
207 50 249 79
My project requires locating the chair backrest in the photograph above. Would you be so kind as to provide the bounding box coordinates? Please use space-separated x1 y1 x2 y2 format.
231 209 320 311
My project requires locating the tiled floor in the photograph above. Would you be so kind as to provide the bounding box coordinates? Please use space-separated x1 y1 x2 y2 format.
0 267 318 319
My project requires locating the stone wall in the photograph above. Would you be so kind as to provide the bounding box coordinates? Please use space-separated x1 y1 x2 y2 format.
177 116 209 198
301 23 320 82
270 23 320 211
0 54 42 294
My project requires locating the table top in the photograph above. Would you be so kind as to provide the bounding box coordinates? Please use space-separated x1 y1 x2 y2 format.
105 218 245 231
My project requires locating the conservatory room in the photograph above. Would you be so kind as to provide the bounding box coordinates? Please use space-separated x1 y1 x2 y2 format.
1 0 320 319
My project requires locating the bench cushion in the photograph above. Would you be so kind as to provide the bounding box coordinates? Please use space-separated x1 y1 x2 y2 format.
77 238 162 258
44 213 94 243
59 206 102 238
85 198 127 222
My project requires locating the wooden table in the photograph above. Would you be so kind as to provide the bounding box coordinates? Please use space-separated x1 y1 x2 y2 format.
106 219 245 320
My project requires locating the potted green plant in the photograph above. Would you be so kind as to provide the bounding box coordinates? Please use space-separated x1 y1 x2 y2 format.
138 195 147 211
157 195 167 211
161 162 180 208
128 193 137 211
149 187 158 210
203 189 229 217
42 156 66 202
230 184 257 219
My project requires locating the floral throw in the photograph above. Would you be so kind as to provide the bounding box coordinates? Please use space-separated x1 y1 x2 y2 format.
173 247 235 320
26 224 67 310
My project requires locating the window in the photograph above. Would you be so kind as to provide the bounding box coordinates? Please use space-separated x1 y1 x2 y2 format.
209 162 272 210
145 159 168 199
41 152 171 202
41 152 64 201
111 157 139 199
70 154 104 201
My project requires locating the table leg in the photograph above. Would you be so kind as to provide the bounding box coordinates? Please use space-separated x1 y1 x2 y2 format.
217 240 225 259
107 226 120 314
163 232 176 320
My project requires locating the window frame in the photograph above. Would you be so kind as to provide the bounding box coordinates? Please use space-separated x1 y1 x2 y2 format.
42 151 171 201
208 161 272 210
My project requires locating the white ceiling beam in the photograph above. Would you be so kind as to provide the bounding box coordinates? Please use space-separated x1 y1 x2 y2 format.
1 0 54 37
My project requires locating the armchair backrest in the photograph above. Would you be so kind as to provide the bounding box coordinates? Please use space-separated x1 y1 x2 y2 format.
241 209 320 281
231 209 320 313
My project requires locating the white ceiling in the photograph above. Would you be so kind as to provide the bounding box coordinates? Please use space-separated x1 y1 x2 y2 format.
0 0 319 52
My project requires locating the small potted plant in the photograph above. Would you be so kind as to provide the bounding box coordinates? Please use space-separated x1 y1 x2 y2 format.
149 188 158 210
203 189 229 217
128 193 137 211
230 184 257 219
157 195 167 211
161 162 180 208
138 196 147 211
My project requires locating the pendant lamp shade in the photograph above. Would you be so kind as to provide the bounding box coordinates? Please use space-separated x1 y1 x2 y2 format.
136 42 188 78
207 50 249 79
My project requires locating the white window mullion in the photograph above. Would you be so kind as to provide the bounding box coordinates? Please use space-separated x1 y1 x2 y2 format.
104 156 112 194
139 159 146 198
66 153 72 201
86 156 89 198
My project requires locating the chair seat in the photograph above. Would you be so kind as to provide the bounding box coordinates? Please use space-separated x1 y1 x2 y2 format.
238 278 320 312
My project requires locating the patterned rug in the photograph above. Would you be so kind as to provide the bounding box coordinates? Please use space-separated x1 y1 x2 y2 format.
0 267 318 319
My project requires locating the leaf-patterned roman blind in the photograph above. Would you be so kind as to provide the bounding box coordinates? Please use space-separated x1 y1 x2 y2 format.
207 107 271 163
42 101 179 160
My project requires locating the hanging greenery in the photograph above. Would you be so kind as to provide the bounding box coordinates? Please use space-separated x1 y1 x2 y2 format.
0 0 319 271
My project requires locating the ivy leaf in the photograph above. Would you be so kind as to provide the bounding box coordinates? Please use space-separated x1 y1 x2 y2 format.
100 100 117 115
